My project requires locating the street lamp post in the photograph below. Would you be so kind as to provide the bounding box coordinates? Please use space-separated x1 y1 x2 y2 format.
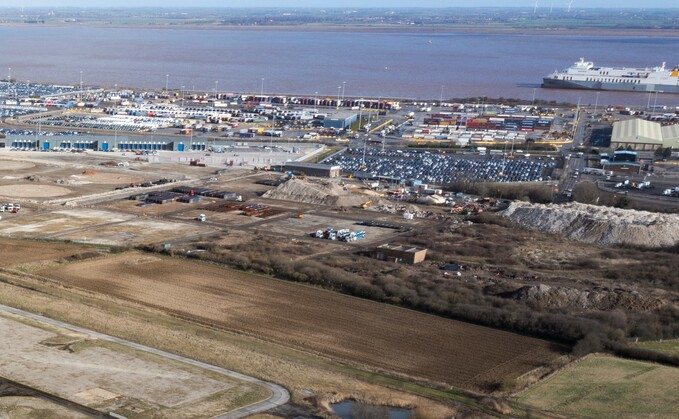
572 96 581 140
260 78 264 98
342 81 346 100
165 74 169 93
440 85 444 105
35 109 40 147
214 80 219 100
181 85 185 107
358 99 363 132
79 70 83 100
337 86 341 109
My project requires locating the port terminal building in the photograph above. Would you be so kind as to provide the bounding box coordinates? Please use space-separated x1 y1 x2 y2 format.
611 119 679 151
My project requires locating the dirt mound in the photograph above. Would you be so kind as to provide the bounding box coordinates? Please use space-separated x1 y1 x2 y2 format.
263 179 372 207
500 284 664 311
502 201 679 248
373 203 422 215
55 177 82 185
82 170 97 176
24 175 44 182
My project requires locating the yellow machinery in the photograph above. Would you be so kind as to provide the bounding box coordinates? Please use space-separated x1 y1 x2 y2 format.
361 200 373 209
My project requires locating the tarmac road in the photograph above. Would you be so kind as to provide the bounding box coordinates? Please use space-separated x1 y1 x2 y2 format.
0 303 290 419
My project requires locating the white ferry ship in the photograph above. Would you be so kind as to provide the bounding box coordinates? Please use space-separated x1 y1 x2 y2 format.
542 58 679 93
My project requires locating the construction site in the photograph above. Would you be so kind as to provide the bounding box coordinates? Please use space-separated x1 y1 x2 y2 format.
0 143 678 419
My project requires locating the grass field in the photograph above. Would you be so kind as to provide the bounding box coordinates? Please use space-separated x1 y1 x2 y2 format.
513 354 679 418
39 252 564 391
634 339 679 358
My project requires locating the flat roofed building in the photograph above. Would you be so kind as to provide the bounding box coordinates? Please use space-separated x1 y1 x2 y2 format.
284 162 341 178
323 111 358 130
374 243 427 265
611 119 679 151
603 161 641 174
612 150 638 163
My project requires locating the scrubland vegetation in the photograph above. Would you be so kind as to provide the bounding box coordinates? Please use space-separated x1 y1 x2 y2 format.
144 215 679 368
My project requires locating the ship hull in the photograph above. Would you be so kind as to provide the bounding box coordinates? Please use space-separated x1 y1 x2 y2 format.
542 78 679 94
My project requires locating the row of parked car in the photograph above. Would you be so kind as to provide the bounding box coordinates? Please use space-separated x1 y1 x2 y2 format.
325 148 549 184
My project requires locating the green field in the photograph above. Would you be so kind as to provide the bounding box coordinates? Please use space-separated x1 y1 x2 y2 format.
512 354 679 419
634 339 679 358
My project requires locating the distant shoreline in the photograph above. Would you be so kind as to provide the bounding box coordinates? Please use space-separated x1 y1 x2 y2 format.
2 22 679 37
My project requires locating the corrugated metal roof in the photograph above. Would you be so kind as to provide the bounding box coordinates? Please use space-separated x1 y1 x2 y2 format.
611 119 663 144
661 124 679 144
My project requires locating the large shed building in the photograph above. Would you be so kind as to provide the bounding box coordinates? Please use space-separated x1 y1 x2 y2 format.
611 119 679 151
663 124 679 146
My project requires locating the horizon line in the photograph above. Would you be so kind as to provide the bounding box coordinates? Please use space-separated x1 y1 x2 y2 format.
1 6 678 10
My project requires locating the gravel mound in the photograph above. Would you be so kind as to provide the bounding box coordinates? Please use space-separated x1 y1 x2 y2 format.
262 179 371 207
503 201 679 247
501 284 664 311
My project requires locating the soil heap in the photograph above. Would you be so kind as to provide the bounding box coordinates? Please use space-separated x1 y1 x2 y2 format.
500 284 664 311
502 201 679 248
263 179 373 207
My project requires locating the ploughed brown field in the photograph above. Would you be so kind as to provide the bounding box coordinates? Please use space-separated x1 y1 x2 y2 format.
0 238 93 267
42 253 564 389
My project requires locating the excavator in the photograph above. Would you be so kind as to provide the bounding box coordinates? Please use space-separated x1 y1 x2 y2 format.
360 200 373 209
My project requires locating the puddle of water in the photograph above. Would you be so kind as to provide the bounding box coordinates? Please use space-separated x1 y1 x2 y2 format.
330 400 411 419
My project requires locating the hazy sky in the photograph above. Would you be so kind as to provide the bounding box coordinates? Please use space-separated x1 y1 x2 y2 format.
4 1 678 8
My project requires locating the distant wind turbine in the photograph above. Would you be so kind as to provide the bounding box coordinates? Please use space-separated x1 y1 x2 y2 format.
534 0 539 14
567 0 574 13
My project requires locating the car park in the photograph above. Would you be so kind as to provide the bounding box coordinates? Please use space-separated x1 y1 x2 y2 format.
324 148 549 184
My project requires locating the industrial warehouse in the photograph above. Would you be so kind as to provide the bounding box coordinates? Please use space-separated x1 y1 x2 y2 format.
610 118 679 151
1 136 206 152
